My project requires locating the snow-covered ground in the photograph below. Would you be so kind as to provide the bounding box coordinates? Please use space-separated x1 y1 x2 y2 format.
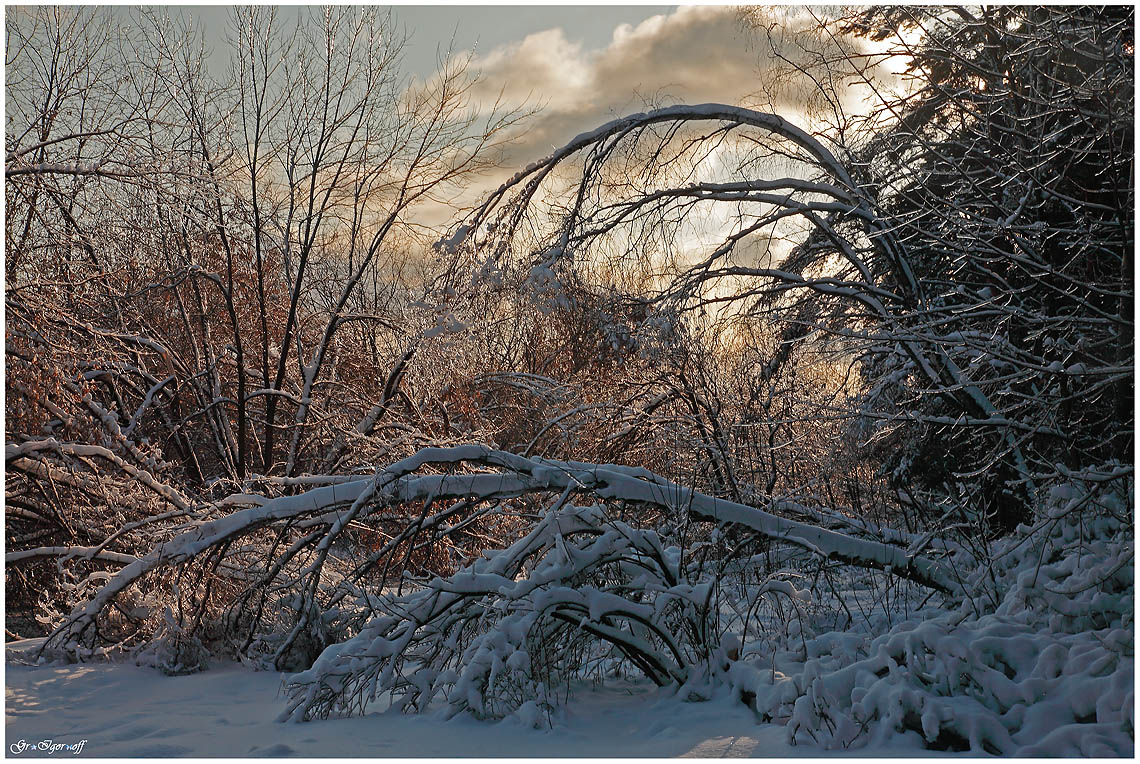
6 651 948 758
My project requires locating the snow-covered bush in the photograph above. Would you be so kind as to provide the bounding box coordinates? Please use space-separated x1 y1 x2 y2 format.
282 502 698 722
732 471 1134 756
21 439 1132 757
268 446 965 723
279 494 854 724
133 606 211 676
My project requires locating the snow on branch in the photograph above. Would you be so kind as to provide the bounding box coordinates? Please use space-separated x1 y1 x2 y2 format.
40 445 958 668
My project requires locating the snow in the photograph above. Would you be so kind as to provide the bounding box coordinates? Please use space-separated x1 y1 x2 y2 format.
4 650 960 758
4 656 666 757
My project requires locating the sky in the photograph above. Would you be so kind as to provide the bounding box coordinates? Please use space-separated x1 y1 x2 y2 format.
119 5 772 170
388 6 677 77
94 5 892 236
138 5 676 80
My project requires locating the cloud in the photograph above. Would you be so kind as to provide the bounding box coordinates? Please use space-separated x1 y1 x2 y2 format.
459 6 897 169
470 27 592 114
593 7 762 111
415 6 899 235
466 6 765 163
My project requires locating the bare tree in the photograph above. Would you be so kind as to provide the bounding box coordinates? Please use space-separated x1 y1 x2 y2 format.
5 5 522 648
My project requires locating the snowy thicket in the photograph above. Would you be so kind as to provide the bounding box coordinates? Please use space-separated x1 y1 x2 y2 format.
269 460 1131 755
276 452 914 723
22 440 1132 754
744 475 1133 755
6 6 1133 757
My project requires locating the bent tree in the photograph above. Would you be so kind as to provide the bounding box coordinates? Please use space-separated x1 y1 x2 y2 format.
278 6 1131 732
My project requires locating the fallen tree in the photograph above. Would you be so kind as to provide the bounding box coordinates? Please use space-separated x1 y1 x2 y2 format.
35 445 960 670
